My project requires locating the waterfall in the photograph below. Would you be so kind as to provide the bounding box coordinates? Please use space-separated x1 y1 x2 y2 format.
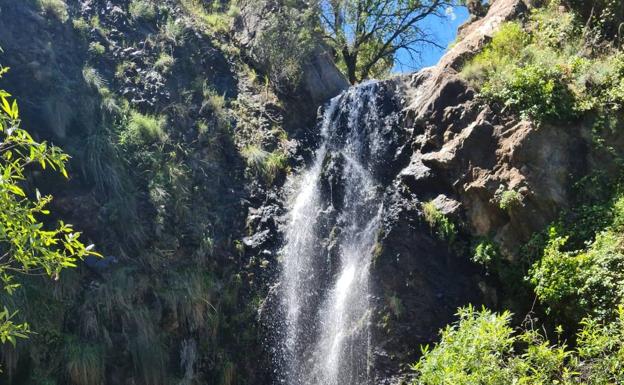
277 82 386 385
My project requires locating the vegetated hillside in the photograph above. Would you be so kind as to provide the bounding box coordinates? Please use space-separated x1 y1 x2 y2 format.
2 0 624 384
0 0 345 383
403 0 624 383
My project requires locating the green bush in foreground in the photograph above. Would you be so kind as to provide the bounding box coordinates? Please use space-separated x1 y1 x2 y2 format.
529 193 624 322
412 305 624 385
0 66 98 346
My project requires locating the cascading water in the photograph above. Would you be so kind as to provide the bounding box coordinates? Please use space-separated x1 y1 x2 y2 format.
277 82 388 385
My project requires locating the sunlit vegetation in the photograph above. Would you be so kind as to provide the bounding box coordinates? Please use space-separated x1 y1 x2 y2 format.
412 306 624 385
241 145 289 183
462 1 624 127
422 201 457 243
35 0 69 22
0 67 98 346
179 0 233 35
120 111 167 146
129 0 157 21
154 52 175 73
415 2 624 383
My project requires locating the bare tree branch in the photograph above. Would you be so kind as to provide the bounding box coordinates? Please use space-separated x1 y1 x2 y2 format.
317 0 457 83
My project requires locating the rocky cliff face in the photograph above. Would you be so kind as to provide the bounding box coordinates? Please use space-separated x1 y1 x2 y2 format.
0 0 609 384
358 0 594 382
254 0 604 383
0 0 346 383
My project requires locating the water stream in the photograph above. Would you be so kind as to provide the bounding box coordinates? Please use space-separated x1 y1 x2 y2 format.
277 82 386 385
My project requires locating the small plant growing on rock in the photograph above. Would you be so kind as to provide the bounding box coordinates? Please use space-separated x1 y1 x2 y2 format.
129 0 157 21
497 188 523 211
180 0 233 35
120 111 167 146
82 66 106 91
241 145 268 171
263 151 289 182
422 201 457 243
88 42 106 55
36 0 69 22
472 239 499 266
160 17 186 45
154 53 175 73
65 337 105 385
115 61 136 80
72 18 89 36
202 85 229 129
89 15 109 36
241 145 289 183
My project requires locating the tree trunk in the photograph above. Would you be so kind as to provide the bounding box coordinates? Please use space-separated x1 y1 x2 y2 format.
342 47 358 84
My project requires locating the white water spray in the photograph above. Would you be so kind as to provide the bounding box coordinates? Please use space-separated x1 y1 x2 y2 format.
277 82 386 385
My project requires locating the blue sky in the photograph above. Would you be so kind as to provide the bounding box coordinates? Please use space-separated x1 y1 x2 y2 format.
392 5 470 73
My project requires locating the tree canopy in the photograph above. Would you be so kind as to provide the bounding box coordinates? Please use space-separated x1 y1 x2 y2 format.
317 0 456 83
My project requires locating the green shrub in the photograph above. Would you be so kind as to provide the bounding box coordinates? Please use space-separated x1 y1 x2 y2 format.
463 4 624 127
115 61 136 80
498 189 523 211
263 151 289 182
82 66 106 91
180 0 232 34
412 306 517 385
82 66 121 114
422 201 457 243
472 239 499 266
576 308 624 383
241 144 268 170
83 126 130 196
462 22 530 86
241 145 288 183
529 228 587 312
36 0 69 22
254 5 316 90
129 0 157 20
160 17 185 45
120 111 167 146
72 18 89 35
154 53 175 73
530 197 624 321
483 64 577 122
563 0 624 38
89 15 109 36
88 41 106 55
412 305 624 385
461 6 592 123
201 85 228 127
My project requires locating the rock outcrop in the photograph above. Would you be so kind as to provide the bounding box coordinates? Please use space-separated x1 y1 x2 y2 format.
338 0 592 382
